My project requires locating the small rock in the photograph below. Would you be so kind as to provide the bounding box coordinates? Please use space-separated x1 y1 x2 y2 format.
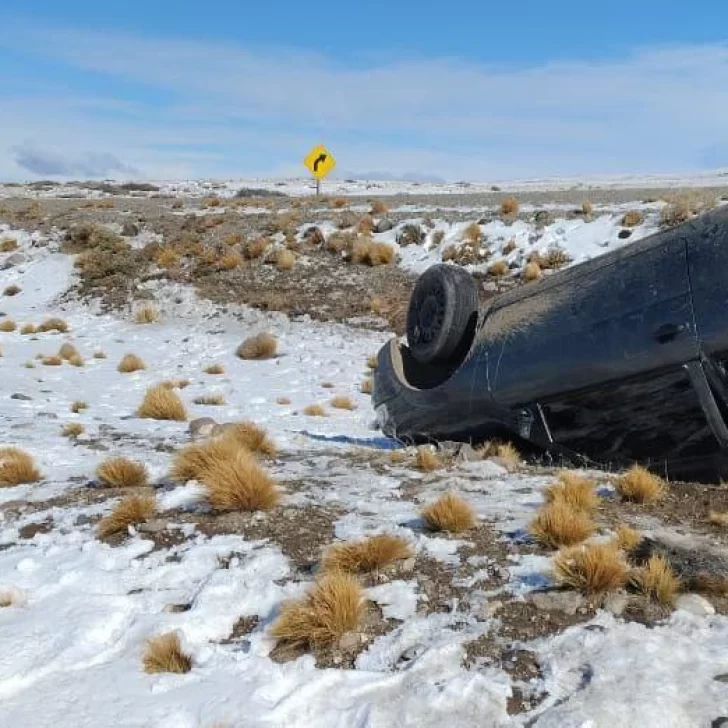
373 218 394 233
164 603 192 613
481 600 503 619
35 412 58 419
338 632 360 651
603 592 629 616
618 229 633 239
188 417 218 439
530 590 585 616
121 222 140 237
11 393 32 401
711 719 728 728
1 253 26 269
400 557 416 573
137 519 168 534
437 440 461 456
456 444 483 463
676 593 715 617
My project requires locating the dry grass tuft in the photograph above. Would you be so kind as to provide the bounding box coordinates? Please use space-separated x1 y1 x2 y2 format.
276 396 291 405
330 395 356 411
415 447 442 472
357 214 375 234
134 304 160 324
582 201 594 216
3 284 21 297
621 210 644 227
68 354 84 367
270 572 364 649
709 511 728 527
219 421 277 457
615 465 664 503
529 501 594 549
171 438 241 482
478 440 521 468
236 333 278 360
194 394 226 406
500 197 520 216
118 353 146 373
488 260 509 277
71 401 88 413
218 251 243 270
523 261 542 282
322 534 413 574
62 423 84 438
160 378 190 390
58 342 79 361
20 323 37 335
0 448 41 487
361 378 373 394
37 317 69 333
544 472 599 513
0 587 25 608
303 404 327 417
97 494 156 538
0 319 17 332
93 350 107 359
245 236 269 260
97 457 149 488
370 199 389 215
351 239 395 266
553 543 628 594
201 449 280 511
463 222 483 244
630 555 680 606
331 198 348 209
41 356 63 366
143 632 192 674
421 492 476 533
1 238 19 252
156 247 180 268
366 355 378 370
613 524 642 552
275 249 296 271
204 363 225 375
137 384 187 421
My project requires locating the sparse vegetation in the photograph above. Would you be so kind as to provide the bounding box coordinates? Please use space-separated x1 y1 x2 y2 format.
58 343 79 361
415 447 442 472
71 401 88 413
0 447 41 486
20 323 36 335
370 200 389 215
275 249 296 271
709 511 728 527
41 356 63 366
553 543 628 594
322 534 413 574
134 304 160 324
271 572 364 649
62 423 85 438
37 318 69 333
488 260 509 277
97 457 149 488
529 501 594 549
613 524 642 552
615 465 664 504
143 632 192 674
500 197 520 216
137 384 187 421
3 284 21 297
236 333 278 360
0 320 17 332
544 472 599 513
204 364 225 375
194 394 226 406
523 261 542 282
97 494 156 538
421 492 476 533
630 555 680 606
303 404 327 417
350 239 395 266
582 201 594 216
330 395 356 410
621 210 643 227
118 353 146 373
0 238 18 252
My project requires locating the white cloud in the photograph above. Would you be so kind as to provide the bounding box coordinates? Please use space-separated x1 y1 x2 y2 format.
1 23 728 180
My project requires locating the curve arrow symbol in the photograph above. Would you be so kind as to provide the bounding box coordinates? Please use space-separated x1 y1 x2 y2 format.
313 153 328 172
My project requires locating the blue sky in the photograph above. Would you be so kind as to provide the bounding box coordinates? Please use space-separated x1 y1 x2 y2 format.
2 1 728 181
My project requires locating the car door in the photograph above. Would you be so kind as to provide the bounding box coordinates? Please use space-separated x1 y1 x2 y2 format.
486 231 714 472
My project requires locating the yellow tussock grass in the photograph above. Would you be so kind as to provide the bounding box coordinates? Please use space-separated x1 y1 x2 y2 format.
143 632 192 674
194 394 226 406
361 378 373 394
615 465 664 504
488 260 509 277
582 201 594 216
201 449 279 511
68 354 84 367
236 333 278 360
529 501 594 549
622 210 644 227
544 472 599 513
270 572 364 648
42 356 63 366
219 251 243 270
204 364 225 375
71 401 88 413
118 353 146 373
322 534 413 574
370 199 389 215
134 304 160 324
463 222 482 243
275 249 296 271
415 447 442 472
37 317 69 333
219 422 277 458
630 555 680 606
20 323 37 335
366 356 378 370
554 543 628 594
421 492 476 533
62 423 84 438
709 511 728 527
276 397 291 405
137 384 187 421
500 197 520 216
303 404 327 417
613 524 642 552
97 494 156 538
523 261 542 282
330 395 356 410
58 343 79 360
171 437 241 483
0 320 16 332
3 284 21 297
93 351 107 359
97 457 149 488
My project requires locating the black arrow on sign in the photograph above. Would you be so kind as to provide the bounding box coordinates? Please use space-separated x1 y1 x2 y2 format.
313 153 328 172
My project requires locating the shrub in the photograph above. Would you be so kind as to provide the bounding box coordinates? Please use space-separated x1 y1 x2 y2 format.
421 492 476 533
134 304 160 324
322 534 413 574
62 423 84 438
303 404 327 417
630 555 680 606
97 457 149 488
143 632 192 674
529 501 594 549
615 465 664 504
0 320 17 332
523 261 542 282
2 285 21 297
500 197 520 216
96 494 156 538
488 260 509 277
270 572 364 649
0 448 41 486
621 210 644 227
330 396 356 411
236 333 278 360
201 449 280 511
37 318 69 333
544 472 599 513
370 200 389 215
137 384 187 421
118 353 146 373
554 543 628 594
415 447 441 472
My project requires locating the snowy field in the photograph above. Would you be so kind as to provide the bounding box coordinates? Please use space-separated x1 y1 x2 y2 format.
2 193 728 728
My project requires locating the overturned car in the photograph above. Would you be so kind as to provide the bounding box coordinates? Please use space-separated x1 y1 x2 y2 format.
373 205 728 483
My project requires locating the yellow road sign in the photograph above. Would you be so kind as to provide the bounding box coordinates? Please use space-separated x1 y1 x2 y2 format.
304 145 336 180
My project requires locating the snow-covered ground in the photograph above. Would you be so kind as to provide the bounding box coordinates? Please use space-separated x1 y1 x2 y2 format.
2 220 728 728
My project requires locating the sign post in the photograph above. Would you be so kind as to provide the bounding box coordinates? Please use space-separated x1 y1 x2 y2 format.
303 144 336 197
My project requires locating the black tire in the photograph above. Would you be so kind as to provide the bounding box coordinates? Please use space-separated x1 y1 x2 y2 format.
406 264 478 365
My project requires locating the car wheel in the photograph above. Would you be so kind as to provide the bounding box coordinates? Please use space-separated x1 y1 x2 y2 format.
406 264 478 365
